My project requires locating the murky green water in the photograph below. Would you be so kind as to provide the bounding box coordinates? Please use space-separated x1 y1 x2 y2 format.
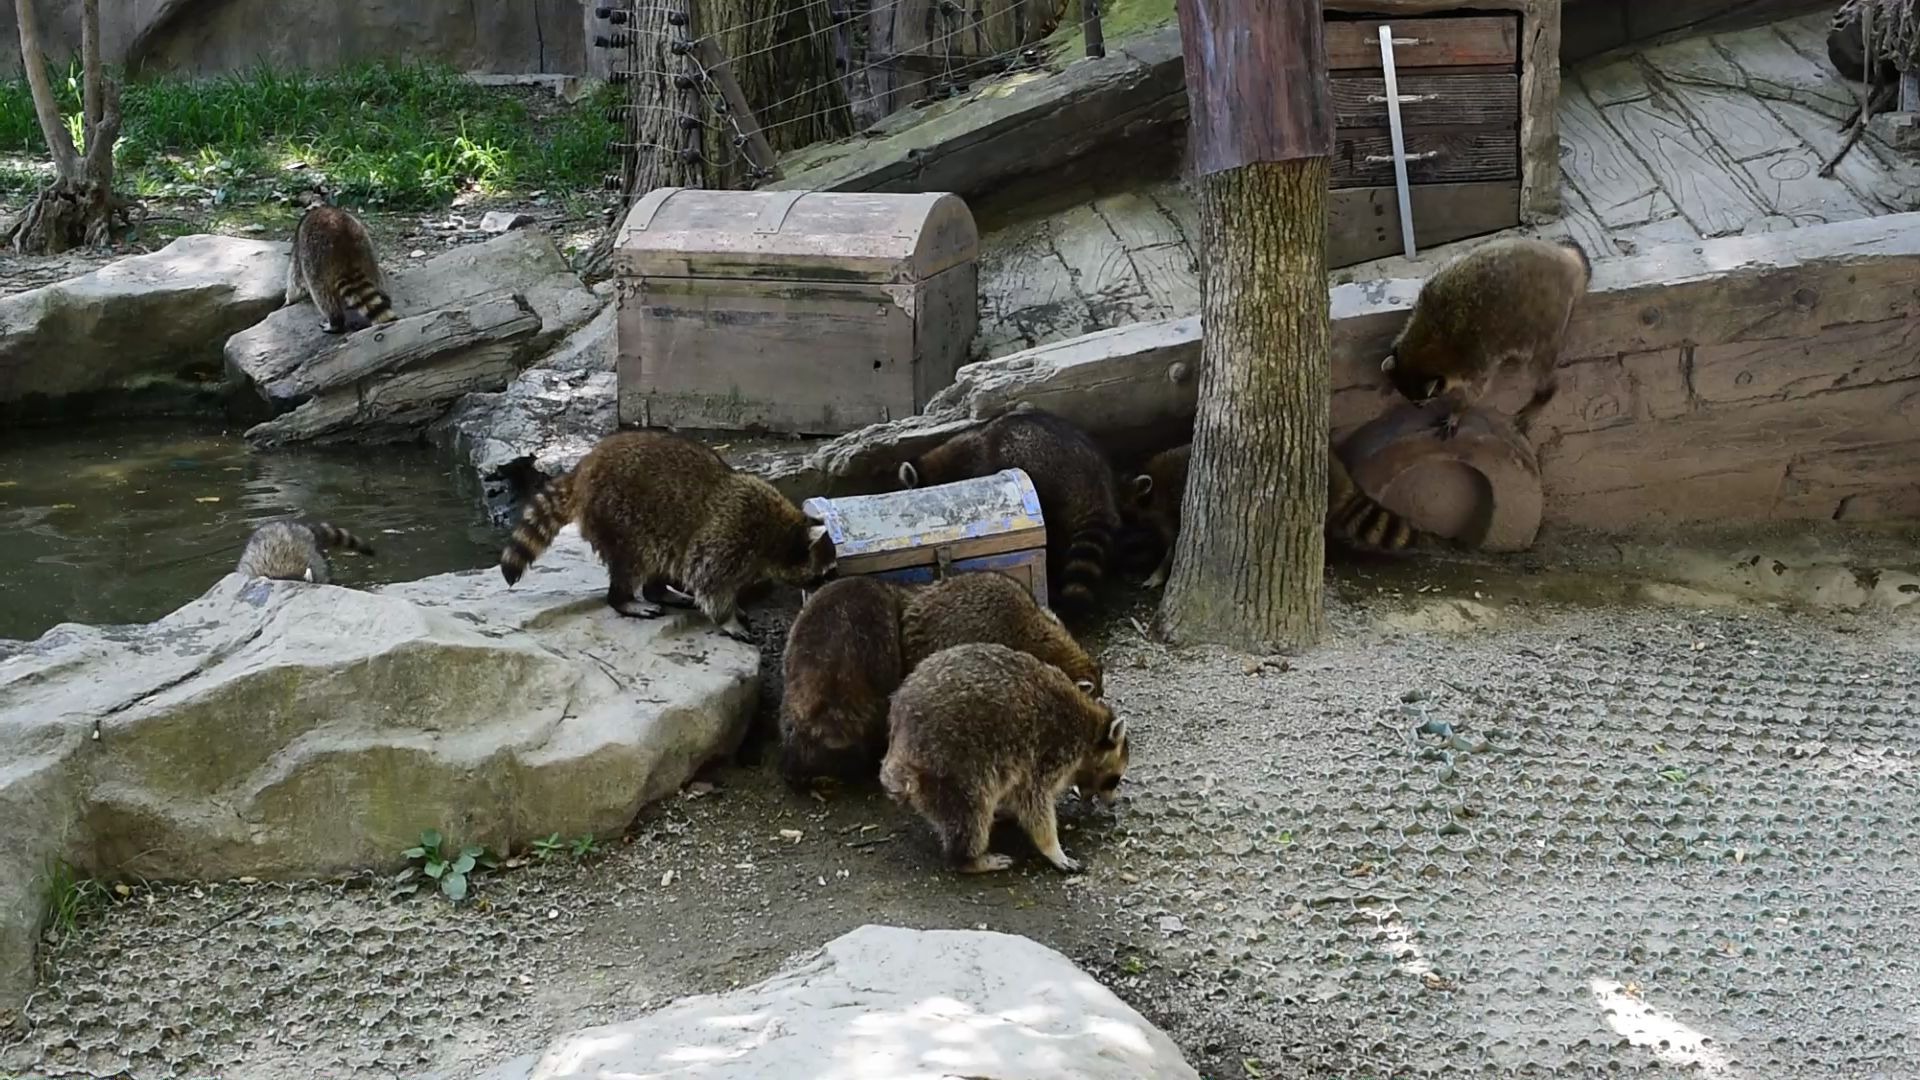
0 420 507 640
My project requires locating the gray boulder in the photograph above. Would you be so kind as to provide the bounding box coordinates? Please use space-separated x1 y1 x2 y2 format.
436 302 616 520
477 925 1202 1080
0 234 286 411
224 228 603 440
0 532 758 1014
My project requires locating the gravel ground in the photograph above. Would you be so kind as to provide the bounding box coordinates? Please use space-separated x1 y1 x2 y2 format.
4 553 1918 1080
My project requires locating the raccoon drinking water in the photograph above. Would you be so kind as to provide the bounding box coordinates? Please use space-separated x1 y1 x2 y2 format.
287 199 398 335
1380 236 1592 439
234 520 375 584
499 430 836 642
896 409 1121 615
881 642 1129 875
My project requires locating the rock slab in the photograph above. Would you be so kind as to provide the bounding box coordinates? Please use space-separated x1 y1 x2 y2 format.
0 532 759 1013
436 301 617 521
225 228 603 435
477 925 1202 1080
0 234 287 410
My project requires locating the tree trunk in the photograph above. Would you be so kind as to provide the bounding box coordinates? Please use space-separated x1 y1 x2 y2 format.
7 0 132 254
698 0 851 186
578 0 707 284
1157 158 1331 650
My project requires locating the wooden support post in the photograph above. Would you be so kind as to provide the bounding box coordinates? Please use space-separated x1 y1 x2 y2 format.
694 36 784 184
1159 0 1333 649
1084 0 1106 59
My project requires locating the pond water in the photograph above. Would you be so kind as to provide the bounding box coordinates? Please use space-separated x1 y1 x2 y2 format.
0 420 508 641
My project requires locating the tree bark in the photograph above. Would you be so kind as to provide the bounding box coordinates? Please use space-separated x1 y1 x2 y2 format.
1157 158 1331 650
8 0 132 254
13 0 76 178
698 0 850 186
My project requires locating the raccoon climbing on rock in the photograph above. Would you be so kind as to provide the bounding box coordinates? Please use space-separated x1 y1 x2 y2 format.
901 570 1103 696
1380 236 1591 440
498 430 836 642
235 520 375 584
896 409 1121 616
287 196 398 335
1127 443 1433 584
881 642 1129 875
778 576 914 788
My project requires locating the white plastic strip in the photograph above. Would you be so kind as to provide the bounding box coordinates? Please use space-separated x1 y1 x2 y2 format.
1378 24 1418 259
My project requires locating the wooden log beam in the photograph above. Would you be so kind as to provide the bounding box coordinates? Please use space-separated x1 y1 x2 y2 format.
758 212 1920 528
246 293 543 447
767 27 1187 199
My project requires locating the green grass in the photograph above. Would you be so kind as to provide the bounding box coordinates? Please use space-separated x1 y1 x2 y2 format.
41 858 109 939
0 61 618 209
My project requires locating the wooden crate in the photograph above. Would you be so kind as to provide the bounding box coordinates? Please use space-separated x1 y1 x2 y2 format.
800 468 1050 606
613 187 979 436
1324 1 1562 266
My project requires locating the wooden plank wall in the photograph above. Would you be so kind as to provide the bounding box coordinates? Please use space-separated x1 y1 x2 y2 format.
771 214 1920 531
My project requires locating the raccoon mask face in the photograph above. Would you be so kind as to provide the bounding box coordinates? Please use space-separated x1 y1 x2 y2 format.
1382 354 1446 404
791 517 838 588
1075 711 1129 807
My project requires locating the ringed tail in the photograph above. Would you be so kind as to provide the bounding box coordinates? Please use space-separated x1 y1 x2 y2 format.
308 523 375 556
1056 523 1113 611
500 472 578 586
1326 456 1428 553
338 276 397 327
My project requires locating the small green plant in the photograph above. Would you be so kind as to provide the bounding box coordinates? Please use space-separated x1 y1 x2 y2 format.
42 858 109 938
529 831 601 862
396 829 496 902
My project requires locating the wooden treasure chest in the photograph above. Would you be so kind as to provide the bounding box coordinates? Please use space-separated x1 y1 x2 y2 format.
613 187 979 436
800 468 1049 606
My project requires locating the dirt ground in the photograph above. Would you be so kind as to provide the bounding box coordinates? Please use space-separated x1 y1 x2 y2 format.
5 541 1918 1080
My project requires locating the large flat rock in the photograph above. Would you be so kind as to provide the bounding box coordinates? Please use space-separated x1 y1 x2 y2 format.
477 925 1201 1080
225 227 602 413
436 301 616 520
0 234 286 411
0 532 758 1013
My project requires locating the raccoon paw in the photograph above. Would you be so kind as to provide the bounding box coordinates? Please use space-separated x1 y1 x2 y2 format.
611 599 666 619
1141 568 1168 590
957 853 1014 874
318 318 346 335
1433 412 1462 440
1047 853 1084 875
716 617 755 643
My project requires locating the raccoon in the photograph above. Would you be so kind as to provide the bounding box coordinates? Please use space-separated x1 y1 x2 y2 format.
1127 443 1432 580
287 199 397 335
234 520 375 584
881 642 1129 874
778 571 1102 789
1325 449 1434 553
778 576 914 788
1125 443 1192 589
498 430 836 642
896 409 1121 615
1380 236 1591 440
901 570 1103 695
